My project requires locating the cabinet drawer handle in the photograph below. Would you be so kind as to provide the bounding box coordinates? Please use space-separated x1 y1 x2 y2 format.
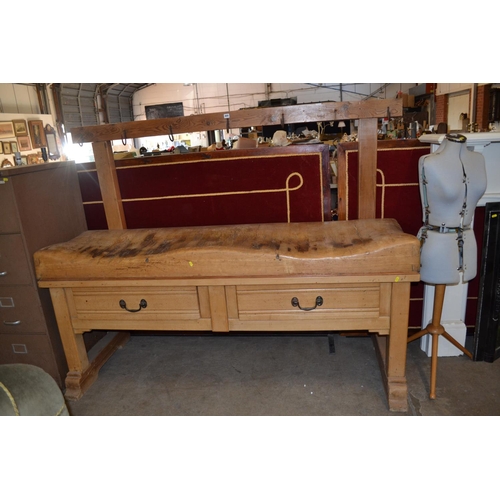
0 271 7 277
291 296 323 311
3 320 21 326
119 299 147 313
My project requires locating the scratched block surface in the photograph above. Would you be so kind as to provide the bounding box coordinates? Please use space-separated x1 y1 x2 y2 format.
34 219 420 281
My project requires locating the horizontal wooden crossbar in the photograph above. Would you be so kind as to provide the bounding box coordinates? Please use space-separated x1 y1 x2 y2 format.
70 99 402 144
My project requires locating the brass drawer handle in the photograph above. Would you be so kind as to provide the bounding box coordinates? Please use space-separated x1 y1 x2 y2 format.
119 299 147 313
3 320 21 326
291 296 323 311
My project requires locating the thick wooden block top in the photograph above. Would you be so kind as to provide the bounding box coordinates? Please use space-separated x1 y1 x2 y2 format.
34 219 420 282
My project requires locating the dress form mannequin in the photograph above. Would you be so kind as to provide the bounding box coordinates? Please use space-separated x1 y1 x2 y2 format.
408 134 487 398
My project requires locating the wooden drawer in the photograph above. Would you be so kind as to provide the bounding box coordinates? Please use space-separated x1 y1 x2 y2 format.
0 179 21 234
0 332 59 383
0 286 45 334
0 234 33 285
67 286 211 332
227 283 392 332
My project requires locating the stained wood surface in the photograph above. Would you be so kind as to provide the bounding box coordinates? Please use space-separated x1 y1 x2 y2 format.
34 219 420 281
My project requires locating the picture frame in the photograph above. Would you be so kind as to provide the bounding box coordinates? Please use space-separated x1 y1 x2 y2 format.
3 141 12 155
28 120 46 148
0 142 3 154
10 141 18 153
0 122 15 140
12 119 28 137
45 124 60 160
17 135 32 152
21 155 28 166
27 153 39 165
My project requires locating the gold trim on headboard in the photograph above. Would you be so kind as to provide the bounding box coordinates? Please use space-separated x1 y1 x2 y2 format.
376 169 419 219
79 152 323 172
345 147 426 220
84 172 305 223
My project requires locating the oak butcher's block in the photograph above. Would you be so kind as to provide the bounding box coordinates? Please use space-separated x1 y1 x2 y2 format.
34 219 419 282
33 218 420 411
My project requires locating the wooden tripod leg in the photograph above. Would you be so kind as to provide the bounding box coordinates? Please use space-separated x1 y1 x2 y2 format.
427 284 445 399
410 284 472 399
407 285 444 398
408 323 440 399
441 331 473 359
430 332 439 399
407 327 429 343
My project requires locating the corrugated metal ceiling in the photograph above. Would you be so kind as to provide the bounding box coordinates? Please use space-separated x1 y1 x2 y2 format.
58 83 151 133
59 83 100 131
101 83 152 124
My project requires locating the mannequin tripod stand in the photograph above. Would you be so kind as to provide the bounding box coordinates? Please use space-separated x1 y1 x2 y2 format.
412 133 486 399
407 283 472 399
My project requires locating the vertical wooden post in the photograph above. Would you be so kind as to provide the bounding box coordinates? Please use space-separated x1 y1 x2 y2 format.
357 118 378 219
92 141 127 229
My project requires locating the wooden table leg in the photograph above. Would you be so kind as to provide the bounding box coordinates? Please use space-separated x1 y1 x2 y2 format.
373 282 410 412
49 288 130 400
386 282 410 411
67 330 130 400
50 288 90 399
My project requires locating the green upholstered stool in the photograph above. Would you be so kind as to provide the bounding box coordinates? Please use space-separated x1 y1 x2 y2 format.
0 364 69 416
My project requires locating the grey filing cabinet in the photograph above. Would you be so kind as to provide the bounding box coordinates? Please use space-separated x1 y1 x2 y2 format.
0 161 87 387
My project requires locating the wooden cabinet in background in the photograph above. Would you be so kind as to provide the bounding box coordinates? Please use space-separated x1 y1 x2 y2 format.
0 161 87 387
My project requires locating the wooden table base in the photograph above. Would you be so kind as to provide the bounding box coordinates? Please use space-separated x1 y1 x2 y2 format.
46 279 413 411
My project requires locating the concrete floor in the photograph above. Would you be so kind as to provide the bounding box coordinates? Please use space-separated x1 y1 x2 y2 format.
66 332 500 416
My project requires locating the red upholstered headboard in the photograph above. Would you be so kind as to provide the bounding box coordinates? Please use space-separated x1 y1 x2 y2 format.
77 145 331 230
337 140 430 236
337 140 430 330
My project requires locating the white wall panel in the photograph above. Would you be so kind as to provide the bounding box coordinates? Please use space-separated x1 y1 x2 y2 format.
132 82 417 130
447 92 470 131
436 83 473 96
0 84 40 114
